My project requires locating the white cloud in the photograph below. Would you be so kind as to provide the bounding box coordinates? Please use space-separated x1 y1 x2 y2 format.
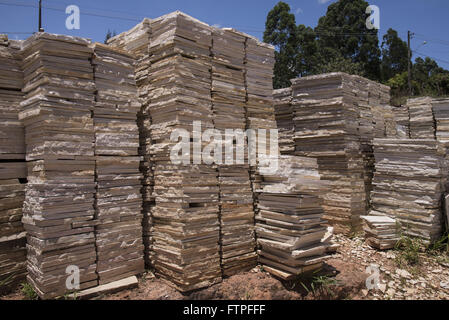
318 0 332 4
295 8 303 14
212 23 221 28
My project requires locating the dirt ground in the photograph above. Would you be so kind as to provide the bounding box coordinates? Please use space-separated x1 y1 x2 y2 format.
2 234 448 300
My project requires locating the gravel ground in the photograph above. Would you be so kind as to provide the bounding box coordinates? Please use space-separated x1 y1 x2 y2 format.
2 234 448 300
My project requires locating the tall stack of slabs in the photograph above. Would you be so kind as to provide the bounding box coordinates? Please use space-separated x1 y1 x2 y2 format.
91 43 144 284
211 28 256 276
107 19 154 267
426 98 449 145
0 35 27 293
291 73 366 234
273 87 294 155
19 33 98 299
245 37 277 198
407 97 436 139
392 105 410 138
146 12 222 292
352 76 375 212
108 11 278 289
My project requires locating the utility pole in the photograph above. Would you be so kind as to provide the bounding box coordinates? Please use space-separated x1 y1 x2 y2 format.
38 0 44 32
407 31 414 96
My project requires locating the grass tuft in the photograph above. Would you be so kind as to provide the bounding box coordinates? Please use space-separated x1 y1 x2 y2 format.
20 282 38 300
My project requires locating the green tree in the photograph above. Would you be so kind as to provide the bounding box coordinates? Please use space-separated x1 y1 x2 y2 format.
315 0 381 81
381 28 409 82
413 57 449 96
104 29 117 44
317 54 364 76
296 24 321 76
263 2 298 89
430 72 449 96
413 57 439 95
386 71 409 105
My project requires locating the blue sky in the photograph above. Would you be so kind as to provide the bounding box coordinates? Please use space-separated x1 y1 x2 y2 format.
0 0 448 68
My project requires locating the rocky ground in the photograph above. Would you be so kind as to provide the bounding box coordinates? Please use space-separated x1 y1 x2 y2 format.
2 234 448 300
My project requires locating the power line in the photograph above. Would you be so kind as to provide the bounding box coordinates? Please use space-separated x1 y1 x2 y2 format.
414 34 449 47
0 1 35 8
0 1 142 23
413 50 449 66
43 0 145 19
414 33 449 44
44 6 141 22
0 0 144 19
0 31 34 34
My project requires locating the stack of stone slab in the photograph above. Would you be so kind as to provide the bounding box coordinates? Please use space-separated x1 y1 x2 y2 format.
211 28 257 276
273 88 294 155
392 105 410 138
108 11 277 289
367 78 392 139
245 38 276 131
19 33 98 298
211 28 247 131
255 156 333 280
91 43 144 285
371 105 387 138
0 35 27 293
291 73 368 234
370 139 447 242
105 19 151 58
429 98 449 146
107 20 154 267
281 73 393 235
361 215 400 250
383 106 397 138
351 77 375 215
407 97 435 139
0 39 25 159
145 12 222 292
245 37 277 196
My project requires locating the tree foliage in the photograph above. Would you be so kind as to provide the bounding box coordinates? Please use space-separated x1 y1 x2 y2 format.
413 57 449 96
263 0 449 103
381 28 409 82
263 2 298 89
104 29 117 44
315 0 381 81
296 24 321 77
